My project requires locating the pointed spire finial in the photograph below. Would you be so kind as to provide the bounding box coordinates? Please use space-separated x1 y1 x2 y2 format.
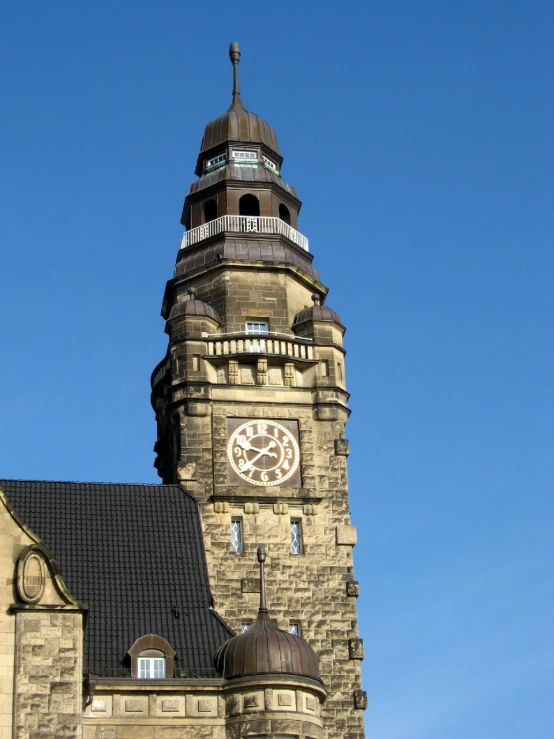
257 544 267 612
229 42 241 98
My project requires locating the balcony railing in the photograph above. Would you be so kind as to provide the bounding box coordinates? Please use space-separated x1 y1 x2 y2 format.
207 332 315 361
180 215 309 252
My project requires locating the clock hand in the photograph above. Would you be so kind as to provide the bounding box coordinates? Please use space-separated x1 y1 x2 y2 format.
237 438 264 454
241 441 277 472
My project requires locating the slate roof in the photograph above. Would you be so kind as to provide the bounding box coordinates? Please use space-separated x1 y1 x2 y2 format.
0 480 233 674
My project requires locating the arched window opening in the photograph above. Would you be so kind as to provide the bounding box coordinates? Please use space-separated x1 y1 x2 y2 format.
239 194 260 217
279 204 291 225
203 199 217 223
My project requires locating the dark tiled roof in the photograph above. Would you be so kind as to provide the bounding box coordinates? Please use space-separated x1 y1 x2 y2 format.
174 241 320 282
0 480 233 673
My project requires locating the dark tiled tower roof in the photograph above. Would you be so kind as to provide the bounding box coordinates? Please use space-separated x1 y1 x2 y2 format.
0 480 233 674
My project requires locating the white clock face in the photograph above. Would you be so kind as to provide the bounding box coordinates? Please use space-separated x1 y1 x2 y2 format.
227 420 300 486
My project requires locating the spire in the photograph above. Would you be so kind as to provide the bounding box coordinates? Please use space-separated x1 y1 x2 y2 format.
228 42 247 112
257 544 267 612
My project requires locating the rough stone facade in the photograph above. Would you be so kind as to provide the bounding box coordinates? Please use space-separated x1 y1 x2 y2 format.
0 490 85 739
82 674 325 739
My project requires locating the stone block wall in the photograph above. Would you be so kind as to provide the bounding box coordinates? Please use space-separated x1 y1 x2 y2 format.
14 611 83 739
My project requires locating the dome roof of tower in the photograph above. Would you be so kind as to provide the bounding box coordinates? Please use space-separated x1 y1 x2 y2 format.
195 43 281 175
168 296 221 323
200 96 281 158
214 610 321 682
293 297 343 328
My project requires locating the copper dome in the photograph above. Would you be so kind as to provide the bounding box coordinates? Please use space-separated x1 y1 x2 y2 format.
214 544 321 683
168 294 221 324
293 294 343 329
214 610 321 682
195 43 280 175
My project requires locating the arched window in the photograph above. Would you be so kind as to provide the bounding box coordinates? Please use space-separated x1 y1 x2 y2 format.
239 194 260 217
203 199 217 223
128 634 176 678
279 204 291 225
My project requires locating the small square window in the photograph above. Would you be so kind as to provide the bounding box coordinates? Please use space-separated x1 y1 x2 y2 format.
232 149 257 160
241 622 252 633
289 622 301 637
245 321 269 336
231 519 243 554
290 520 303 555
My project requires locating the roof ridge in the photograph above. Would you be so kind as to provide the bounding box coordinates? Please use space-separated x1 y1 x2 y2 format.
0 478 181 487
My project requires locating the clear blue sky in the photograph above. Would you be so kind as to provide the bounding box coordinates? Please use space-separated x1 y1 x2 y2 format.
1 2 552 737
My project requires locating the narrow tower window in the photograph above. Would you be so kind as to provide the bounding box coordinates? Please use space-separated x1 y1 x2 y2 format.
279 204 291 225
240 622 252 633
203 199 217 223
231 518 243 553
239 194 260 217
289 622 301 636
290 519 303 555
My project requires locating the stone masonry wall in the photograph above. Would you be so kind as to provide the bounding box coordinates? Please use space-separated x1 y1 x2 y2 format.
14 610 83 739
178 402 365 739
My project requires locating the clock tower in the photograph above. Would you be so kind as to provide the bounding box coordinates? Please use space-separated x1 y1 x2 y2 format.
152 44 367 738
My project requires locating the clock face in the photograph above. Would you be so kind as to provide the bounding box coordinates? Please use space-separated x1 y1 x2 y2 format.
227 419 300 486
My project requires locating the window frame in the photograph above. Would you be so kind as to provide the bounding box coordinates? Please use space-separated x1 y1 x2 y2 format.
206 152 226 170
245 320 269 336
137 656 166 679
290 519 303 556
231 517 244 554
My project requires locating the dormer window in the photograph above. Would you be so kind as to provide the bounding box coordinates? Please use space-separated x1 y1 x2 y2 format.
263 155 279 174
206 152 226 170
128 634 176 678
232 149 257 161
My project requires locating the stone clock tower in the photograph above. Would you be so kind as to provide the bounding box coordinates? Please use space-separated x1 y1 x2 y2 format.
152 44 366 738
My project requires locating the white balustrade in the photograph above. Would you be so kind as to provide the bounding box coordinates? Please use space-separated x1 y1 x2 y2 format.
180 215 309 252
207 335 314 361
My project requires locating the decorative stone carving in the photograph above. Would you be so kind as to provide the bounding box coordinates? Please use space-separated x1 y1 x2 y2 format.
305 696 317 711
334 438 350 456
303 504 318 516
161 699 179 712
278 693 293 706
257 358 268 385
226 694 241 716
125 698 145 712
214 501 230 513
284 362 295 386
354 689 368 710
197 698 212 712
243 693 259 709
273 502 288 515
17 550 46 603
346 579 360 597
348 638 364 660
91 698 107 712
241 578 260 593
244 502 259 514
336 525 357 546
177 462 196 481
229 360 239 384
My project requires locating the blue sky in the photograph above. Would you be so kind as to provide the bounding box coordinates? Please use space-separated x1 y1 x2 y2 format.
1 2 552 737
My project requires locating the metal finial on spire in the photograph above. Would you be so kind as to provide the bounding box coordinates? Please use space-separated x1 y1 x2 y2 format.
257 544 267 612
229 42 241 97
312 293 321 305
